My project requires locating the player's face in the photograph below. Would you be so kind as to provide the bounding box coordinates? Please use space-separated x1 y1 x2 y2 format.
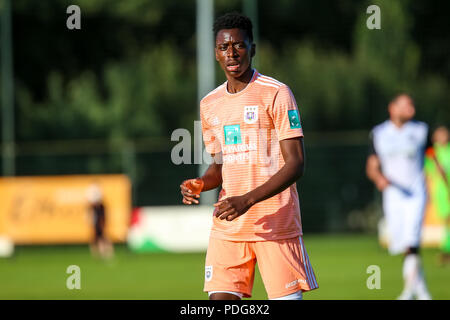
397 96 416 121
433 127 449 145
390 95 415 122
215 28 255 79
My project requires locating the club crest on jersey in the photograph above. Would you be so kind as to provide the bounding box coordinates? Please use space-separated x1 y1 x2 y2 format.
244 106 258 124
224 124 242 145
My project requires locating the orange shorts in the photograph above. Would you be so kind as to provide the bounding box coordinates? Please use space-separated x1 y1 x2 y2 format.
203 236 318 299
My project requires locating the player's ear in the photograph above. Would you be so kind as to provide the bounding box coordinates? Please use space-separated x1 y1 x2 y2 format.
388 102 395 114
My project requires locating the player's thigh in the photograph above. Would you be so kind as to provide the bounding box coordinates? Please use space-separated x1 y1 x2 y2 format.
204 237 256 298
383 189 406 236
254 237 318 299
383 197 410 253
403 195 426 247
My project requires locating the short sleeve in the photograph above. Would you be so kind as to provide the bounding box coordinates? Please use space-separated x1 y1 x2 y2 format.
269 85 304 141
200 104 222 154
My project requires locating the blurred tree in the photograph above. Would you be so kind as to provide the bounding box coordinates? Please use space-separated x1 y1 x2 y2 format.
1 0 448 216
253 0 449 132
5 0 449 140
16 44 196 142
353 0 449 127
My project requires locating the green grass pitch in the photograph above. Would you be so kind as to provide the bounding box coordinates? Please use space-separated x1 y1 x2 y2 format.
1 234 449 300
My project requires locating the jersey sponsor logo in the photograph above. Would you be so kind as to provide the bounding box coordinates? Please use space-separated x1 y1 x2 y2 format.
288 109 301 129
205 266 213 282
223 142 257 154
244 106 258 124
223 152 250 163
224 124 242 145
222 143 257 164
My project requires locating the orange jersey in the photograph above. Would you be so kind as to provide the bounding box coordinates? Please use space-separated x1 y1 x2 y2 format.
200 70 304 241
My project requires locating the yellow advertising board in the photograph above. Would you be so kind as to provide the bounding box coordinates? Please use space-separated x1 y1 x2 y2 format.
0 175 131 244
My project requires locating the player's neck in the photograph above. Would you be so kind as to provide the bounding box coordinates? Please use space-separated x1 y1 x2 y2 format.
226 68 254 94
390 118 408 129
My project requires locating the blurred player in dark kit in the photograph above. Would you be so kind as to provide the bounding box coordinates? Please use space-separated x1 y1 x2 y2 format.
87 183 114 259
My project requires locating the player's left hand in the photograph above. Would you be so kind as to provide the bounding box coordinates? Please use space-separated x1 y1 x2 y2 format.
213 196 252 221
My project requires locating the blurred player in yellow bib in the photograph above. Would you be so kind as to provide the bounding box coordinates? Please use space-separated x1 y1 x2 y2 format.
425 126 450 265
180 12 318 300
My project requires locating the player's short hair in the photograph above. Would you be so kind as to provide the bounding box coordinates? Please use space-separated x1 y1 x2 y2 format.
432 124 449 135
213 12 253 43
390 92 413 105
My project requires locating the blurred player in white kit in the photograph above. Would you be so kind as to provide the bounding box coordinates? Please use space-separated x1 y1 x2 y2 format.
366 94 432 300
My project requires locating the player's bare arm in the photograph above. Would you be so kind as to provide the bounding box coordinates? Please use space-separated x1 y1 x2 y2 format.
431 154 450 191
180 153 223 204
214 137 305 221
366 154 390 191
430 127 450 192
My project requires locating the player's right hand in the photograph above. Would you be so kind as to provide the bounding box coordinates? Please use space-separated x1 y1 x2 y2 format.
180 179 202 205
375 176 390 191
